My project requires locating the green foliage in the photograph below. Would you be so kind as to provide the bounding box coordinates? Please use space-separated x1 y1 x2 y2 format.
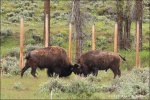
39 77 65 93
8 16 19 23
32 34 43 42
86 74 101 82
7 47 20 57
1 28 13 42
2 56 20 75
84 41 91 47
51 33 67 46
96 36 107 47
142 43 149 50
26 39 36 44
68 76 101 97
109 68 149 99
25 44 42 52
2 56 31 76
39 75 103 98
145 30 150 36
140 50 149 67
14 82 23 90
6 12 15 18
1 29 13 37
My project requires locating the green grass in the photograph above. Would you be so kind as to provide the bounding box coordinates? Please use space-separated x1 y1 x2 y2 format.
0 69 117 99
1 70 49 99
1 67 149 99
1 37 19 55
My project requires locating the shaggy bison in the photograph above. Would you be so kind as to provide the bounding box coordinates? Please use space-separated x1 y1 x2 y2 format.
72 50 126 79
21 46 72 78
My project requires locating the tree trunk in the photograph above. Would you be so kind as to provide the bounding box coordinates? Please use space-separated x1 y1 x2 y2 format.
74 0 83 63
44 0 50 46
116 0 124 50
135 0 143 51
124 0 132 49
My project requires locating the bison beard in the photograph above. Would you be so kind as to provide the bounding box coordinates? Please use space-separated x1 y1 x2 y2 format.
72 50 126 79
21 46 72 78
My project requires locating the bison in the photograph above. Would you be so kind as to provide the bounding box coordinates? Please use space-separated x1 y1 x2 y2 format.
72 50 126 79
21 46 73 78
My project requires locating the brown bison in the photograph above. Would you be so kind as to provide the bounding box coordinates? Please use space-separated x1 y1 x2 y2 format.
21 46 73 78
72 50 126 79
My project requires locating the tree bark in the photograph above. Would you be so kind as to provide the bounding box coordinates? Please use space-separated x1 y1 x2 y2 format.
74 0 83 63
44 0 50 46
135 0 143 51
116 0 124 50
124 0 132 49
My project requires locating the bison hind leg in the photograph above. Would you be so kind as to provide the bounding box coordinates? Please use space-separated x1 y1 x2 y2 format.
110 67 117 79
117 68 121 77
21 64 30 78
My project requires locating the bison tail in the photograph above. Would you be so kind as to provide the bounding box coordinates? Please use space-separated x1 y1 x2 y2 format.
119 54 126 61
25 52 30 59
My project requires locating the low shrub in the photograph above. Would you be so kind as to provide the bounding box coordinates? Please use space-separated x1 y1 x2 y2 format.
2 56 20 75
39 75 103 98
0 29 13 43
86 74 101 82
39 77 65 93
14 82 24 90
26 39 36 44
142 43 150 50
7 47 20 57
1 29 13 37
9 16 19 23
109 68 149 99
25 44 42 52
2 56 30 76
51 34 66 46
96 36 107 47
32 34 42 42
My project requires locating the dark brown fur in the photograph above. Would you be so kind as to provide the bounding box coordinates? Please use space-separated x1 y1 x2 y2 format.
21 46 72 78
72 50 126 79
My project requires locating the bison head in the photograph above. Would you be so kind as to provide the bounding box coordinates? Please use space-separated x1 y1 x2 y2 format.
72 64 82 75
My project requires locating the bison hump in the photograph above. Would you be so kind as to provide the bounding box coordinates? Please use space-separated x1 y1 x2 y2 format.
49 47 61 54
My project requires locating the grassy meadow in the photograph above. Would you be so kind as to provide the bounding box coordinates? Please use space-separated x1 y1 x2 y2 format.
1 67 149 99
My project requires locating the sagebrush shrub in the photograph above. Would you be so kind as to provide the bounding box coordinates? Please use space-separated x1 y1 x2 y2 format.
7 47 20 57
1 29 13 37
2 56 30 76
14 82 23 90
39 75 103 98
25 44 42 52
110 68 149 99
39 77 65 93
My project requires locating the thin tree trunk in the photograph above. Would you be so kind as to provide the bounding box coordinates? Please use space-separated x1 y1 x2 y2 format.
124 0 132 49
116 0 124 50
44 0 50 46
135 0 143 51
74 0 83 63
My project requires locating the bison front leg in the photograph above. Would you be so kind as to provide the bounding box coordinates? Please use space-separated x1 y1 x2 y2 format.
47 68 53 77
31 67 37 78
92 68 98 76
